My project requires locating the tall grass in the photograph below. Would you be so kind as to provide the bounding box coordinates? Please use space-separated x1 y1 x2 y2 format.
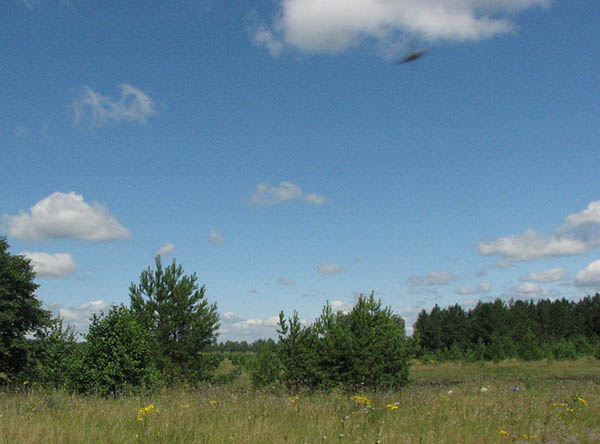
1 359 598 443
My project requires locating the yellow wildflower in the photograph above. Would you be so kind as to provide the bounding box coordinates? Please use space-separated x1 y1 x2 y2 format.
287 395 299 404
386 404 399 410
23 380 29 385
209 400 218 406
350 395 371 406
577 397 588 406
499 430 509 436
136 404 155 421
180 404 190 409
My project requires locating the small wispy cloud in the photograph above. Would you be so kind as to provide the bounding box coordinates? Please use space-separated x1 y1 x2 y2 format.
251 182 326 206
456 282 492 295
17 0 41 10
407 271 457 287
209 229 225 245
72 83 156 127
20 251 77 278
277 277 295 286
157 243 176 257
519 268 567 283
3 191 130 242
253 24 284 56
316 264 344 275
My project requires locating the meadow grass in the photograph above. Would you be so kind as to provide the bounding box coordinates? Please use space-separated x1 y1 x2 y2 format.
1 359 598 443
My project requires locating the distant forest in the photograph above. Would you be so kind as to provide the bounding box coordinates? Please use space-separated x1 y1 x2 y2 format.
413 294 600 361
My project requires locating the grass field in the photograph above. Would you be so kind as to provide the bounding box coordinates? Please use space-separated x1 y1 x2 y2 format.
1 359 598 443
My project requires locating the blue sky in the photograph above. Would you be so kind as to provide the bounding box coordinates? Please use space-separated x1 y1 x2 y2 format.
2 0 599 341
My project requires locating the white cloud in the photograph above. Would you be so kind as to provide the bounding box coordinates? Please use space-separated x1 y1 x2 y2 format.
46 300 109 331
209 229 225 244
277 277 295 285
478 230 587 261
253 24 284 56
303 193 327 205
329 300 353 313
478 201 600 261
575 259 600 288
456 282 491 295
219 312 288 341
251 181 326 206
256 0 548 55
73 83 156 127
516 282 545 296
317 263 345 275
3 192 130 242
562 201 600 228
157 243 176 256
407 271 457 287
20 251 76 278
500 282 553 300
519 267 567 283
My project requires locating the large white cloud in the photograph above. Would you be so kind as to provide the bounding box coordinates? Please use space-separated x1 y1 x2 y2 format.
407 271 457 286
20 251 77 278
478 201 600 261
3 192 131 242
254 0 548 55
575 260 600 288
251 182 326 206
73 83 156 127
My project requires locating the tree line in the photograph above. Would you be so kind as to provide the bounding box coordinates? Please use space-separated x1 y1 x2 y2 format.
413 296 600 362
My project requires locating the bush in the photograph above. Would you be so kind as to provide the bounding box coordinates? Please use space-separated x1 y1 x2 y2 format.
550 338 578 360
29 318 81 388
78 305 158 395
250 342 282 389
517 328 544 361
277 293 410 389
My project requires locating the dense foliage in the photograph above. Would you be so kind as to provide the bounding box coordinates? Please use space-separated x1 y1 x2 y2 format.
414 296 600 362
0 237 51 377
129 256 220 382
76 305 158 395
274 293 410 389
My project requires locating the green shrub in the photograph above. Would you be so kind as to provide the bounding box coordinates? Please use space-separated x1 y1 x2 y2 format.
277 293 410 389
250 342 282 389
517 328 544 361
79 305 158 395
29 318 81 388
551 338 578 360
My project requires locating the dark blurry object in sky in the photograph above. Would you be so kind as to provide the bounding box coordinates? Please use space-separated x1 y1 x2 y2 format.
398 49 427 64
